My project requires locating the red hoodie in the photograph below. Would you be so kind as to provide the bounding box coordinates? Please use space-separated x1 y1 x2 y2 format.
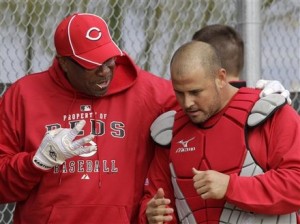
0 52 178 224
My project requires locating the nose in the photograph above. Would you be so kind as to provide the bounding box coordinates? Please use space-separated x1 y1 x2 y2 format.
95 64 111 76
182 94 194 109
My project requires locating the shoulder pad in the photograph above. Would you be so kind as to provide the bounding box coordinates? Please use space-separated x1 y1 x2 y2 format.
247 94 286 127
150 110 176 146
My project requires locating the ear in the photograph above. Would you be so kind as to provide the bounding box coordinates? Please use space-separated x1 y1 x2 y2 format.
56 55 68 72
215 68 227 88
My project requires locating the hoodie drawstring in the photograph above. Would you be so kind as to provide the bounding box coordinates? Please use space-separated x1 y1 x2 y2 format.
91 98 103 188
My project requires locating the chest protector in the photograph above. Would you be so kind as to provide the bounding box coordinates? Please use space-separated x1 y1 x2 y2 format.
169 88 296 224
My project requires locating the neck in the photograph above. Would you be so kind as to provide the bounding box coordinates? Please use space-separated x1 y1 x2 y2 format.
220 83 239 109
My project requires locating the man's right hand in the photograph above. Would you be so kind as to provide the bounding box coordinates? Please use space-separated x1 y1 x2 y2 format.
146 188 174 224
33 120 97 170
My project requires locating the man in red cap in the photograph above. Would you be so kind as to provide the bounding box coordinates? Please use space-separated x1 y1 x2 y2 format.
0 13 178 223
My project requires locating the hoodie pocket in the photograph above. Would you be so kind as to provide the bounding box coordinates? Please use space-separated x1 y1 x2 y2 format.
47 204 130 224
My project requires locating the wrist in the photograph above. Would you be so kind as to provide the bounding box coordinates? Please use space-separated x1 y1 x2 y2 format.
32 151 55 171
33 158 52 170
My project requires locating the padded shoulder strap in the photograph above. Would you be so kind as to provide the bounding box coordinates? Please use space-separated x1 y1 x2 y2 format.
247 94 287 127
150 110 176 146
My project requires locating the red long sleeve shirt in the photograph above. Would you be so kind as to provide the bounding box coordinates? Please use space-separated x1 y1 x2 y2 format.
140 90 300 223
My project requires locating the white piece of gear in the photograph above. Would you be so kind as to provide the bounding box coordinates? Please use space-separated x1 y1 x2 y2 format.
247 94 286 127
150 110 176 146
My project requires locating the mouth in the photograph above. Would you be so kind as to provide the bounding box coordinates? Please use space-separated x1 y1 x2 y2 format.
96 80 110 89
186 109 200 117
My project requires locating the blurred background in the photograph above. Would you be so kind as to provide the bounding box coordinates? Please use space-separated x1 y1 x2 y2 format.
0 0 299 222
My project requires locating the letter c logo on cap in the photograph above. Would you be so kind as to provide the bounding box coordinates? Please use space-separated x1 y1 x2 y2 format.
86 27 102 41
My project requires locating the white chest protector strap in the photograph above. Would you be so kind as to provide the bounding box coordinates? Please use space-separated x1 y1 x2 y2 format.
170 162 196 224
170 151 297 224
247 94 286 127
219 151 297 224
150 110 176 146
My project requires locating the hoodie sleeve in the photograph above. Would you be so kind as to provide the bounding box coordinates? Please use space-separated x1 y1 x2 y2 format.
0 84 44 203
139 145 178 224
226 105 300 214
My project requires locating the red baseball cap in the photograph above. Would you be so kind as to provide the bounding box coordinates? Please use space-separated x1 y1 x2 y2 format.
54 13 123 69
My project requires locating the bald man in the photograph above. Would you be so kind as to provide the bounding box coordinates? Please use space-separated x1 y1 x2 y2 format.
139 41 300 224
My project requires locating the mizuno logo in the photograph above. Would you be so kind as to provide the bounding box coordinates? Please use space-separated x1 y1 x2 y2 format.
178 137 195 147
176 137 196 153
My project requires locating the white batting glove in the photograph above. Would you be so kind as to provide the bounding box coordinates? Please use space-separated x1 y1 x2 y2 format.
255 79 292 104
33 120 97 170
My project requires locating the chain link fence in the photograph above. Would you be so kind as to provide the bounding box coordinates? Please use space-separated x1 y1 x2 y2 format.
0 0 299 223
260 0 300 112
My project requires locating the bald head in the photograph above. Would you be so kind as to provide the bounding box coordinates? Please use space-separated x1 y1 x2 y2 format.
170 41 238 124
170 41 222 80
